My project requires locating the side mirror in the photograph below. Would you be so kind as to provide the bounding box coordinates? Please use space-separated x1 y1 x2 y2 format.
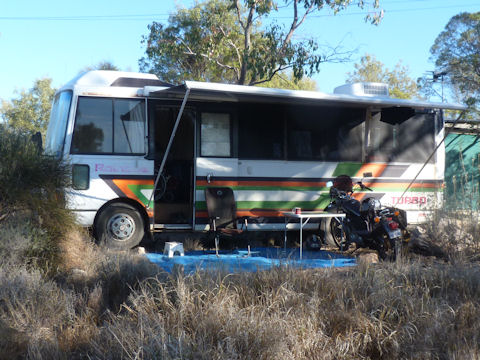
326 181 333 188
31 132 43 153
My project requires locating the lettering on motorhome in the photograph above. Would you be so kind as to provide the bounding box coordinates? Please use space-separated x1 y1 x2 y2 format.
95 163 149 174
391 196 427 205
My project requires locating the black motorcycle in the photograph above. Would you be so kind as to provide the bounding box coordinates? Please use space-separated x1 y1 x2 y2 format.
323 175 410 260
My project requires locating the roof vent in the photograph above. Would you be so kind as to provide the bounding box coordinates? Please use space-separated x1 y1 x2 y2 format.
333 82 389 97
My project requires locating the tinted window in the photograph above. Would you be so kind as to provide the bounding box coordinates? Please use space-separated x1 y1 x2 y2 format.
71 97 145 154
45 91 72 157
238 105 284 159
71 98 111 153
114 100 146 153
286 105 364 162
368 111 435 163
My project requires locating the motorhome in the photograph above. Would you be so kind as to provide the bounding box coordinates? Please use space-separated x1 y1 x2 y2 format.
45 71 465 249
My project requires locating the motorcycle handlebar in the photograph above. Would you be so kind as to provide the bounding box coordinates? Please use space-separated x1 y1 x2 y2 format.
328 181 372 197
356 181 372 192
329 187 348 199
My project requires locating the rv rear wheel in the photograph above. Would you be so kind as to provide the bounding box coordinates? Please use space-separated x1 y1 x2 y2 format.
95 203 145 250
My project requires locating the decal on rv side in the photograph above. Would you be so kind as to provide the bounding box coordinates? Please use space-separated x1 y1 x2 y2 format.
95 163 150 174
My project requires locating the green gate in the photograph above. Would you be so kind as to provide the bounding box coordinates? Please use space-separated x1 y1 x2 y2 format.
445 132 480 210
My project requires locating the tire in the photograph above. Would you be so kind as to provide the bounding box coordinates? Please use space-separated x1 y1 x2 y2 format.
380 236 402 261
393 237 403 261
324 216 347 250
94 203 145 250
375 237 388 261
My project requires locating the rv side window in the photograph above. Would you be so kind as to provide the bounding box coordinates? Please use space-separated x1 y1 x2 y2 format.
286 105 364 162
368 111 435 163
71 97 146 155
200 113 231 157
114 99 146 154
238 105 284 160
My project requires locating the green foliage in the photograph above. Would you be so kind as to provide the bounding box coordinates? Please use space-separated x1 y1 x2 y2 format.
140 0 244 83
81 61 120 73
258 70 317 90
0 129 69 209
429 12 480 104
346 54 418 99
140 0 382 86
0 78 55 137
0 129 73 273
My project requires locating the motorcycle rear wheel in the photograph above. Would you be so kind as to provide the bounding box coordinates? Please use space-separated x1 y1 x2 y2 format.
393 237 403 260
382 237 402 261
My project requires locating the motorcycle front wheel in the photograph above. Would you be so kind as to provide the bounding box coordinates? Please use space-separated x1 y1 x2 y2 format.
324 216 348 250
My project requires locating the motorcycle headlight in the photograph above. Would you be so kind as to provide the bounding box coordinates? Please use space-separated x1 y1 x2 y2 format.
369 198 382 211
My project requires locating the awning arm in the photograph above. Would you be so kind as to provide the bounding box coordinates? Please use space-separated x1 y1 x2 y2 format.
147 87 191 209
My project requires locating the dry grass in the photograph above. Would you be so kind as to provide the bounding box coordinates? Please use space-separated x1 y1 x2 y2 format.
1 198 480 359
412 207 480 262
1 216 479 359
1 130 480 358
1 214 480 359
70 260 480 360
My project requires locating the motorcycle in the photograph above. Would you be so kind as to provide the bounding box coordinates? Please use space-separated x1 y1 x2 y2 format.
323 175 410 260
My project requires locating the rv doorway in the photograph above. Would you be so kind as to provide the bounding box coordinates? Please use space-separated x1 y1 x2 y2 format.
150 103 195 228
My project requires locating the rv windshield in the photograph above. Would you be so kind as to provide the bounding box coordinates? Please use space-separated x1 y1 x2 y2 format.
45 91 72 158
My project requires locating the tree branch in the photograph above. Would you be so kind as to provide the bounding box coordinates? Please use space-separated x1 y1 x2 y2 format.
249 64 292 86
238 2 256 84
176 36 238 78
218 26 243 66
199 53 237 72
281 0 315 55
234 0 246 30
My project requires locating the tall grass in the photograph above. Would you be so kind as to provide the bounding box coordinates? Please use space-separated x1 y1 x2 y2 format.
414 146 480 261
2 261 477 359
0 129 73 272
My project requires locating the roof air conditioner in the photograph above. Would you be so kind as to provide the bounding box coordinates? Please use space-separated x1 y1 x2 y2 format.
333 82 389 98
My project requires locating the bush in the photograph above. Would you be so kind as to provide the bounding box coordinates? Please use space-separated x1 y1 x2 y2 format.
0 128 73 273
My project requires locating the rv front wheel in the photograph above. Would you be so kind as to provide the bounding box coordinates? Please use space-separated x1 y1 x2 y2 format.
95 203 144 250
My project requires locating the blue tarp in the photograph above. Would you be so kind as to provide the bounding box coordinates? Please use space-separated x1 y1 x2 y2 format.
145 247 356 274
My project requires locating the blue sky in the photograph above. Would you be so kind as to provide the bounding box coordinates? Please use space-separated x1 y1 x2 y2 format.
0 0 479 103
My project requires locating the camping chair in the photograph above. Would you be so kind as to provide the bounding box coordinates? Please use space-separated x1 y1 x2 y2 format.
204 187 249 256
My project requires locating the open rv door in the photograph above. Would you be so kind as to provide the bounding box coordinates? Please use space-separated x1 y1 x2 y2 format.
147 88 196 229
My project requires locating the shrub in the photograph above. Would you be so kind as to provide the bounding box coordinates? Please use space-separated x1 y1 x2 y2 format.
0 128 73 273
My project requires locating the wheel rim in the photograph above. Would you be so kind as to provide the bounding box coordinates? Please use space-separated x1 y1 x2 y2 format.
107 213 136 241
330 218 344 247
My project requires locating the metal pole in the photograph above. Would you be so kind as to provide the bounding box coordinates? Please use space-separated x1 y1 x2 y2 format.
147 87 191 209
300 217 303 260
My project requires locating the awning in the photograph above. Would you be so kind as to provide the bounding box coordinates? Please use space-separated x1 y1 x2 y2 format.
145 80 467 111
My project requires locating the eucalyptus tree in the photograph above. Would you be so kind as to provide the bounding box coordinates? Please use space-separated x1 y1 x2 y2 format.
347 54 418 99
0 78 55 137
140 0 383 86
419 12 480 109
